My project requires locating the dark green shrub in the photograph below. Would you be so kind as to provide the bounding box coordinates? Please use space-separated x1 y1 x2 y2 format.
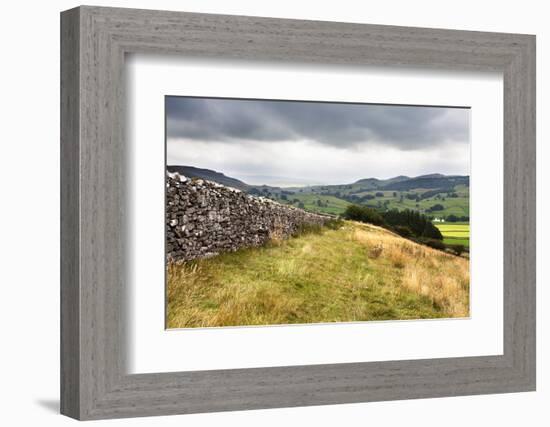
421 222 444 240
427 203 444 212
393 225 413 238
446 214 469 222
418 238 446 251
448 244 466 256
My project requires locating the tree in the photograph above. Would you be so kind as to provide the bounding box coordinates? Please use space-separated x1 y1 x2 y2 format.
382 209 443 240
393 225 413 238
446 214 459 222
419 238 446 251
343 205 385 226
449 244 465 256
422 221 443 240
428 203 444 212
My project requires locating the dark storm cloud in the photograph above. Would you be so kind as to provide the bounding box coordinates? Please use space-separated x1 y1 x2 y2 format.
166 97 469 150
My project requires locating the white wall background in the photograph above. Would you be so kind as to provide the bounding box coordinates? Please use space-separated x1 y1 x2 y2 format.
0 0 546 425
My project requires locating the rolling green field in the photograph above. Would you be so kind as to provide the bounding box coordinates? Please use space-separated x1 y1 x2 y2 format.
383 195 469 218
272 182 469 219
435 223 470 248
287 193 351 215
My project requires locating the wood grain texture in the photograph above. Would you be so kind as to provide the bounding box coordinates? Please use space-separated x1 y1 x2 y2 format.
60 6 536 420
60 7 80 419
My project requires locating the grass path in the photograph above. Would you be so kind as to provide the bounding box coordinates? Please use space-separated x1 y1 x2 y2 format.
167 221 469 328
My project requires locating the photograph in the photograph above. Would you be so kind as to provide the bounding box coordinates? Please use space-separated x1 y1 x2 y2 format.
165 96 471 329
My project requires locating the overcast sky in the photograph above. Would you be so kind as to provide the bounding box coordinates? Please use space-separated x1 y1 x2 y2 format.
166 97 470 187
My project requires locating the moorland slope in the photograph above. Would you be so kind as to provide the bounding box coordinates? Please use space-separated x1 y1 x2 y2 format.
167 220 469 328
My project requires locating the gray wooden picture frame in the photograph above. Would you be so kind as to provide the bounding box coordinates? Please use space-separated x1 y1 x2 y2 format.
60 5 536 420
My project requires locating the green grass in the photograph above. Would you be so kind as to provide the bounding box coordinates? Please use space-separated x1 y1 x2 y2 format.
284 193 351 215
383 196 469 217
443 237 470 246
167 221 470 328
435 223 470 248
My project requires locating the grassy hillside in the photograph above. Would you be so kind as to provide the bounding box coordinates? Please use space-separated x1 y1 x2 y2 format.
288 193 351 215
273 188 469 218
272 183 469 218
167 221 469 328
167 165 249 191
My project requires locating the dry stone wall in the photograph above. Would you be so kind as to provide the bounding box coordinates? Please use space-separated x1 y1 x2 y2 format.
166 173 332 262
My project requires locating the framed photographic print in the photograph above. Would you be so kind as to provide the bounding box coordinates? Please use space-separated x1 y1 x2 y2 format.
164 96 472 329
61 6 536 420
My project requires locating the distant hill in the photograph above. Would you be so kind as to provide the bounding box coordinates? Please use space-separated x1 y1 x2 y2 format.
167 165 249 191
167 165 468 193
352 174 467 191
354 175 410 189
166 165 469 218
415 173 446 179
381 175 469 191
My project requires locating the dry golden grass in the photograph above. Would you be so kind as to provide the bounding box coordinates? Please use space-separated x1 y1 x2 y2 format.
401 256 469 317
167 221 470 328
351 225 469 317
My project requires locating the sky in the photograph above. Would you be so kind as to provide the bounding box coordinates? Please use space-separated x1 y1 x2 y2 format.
166 96 470 187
